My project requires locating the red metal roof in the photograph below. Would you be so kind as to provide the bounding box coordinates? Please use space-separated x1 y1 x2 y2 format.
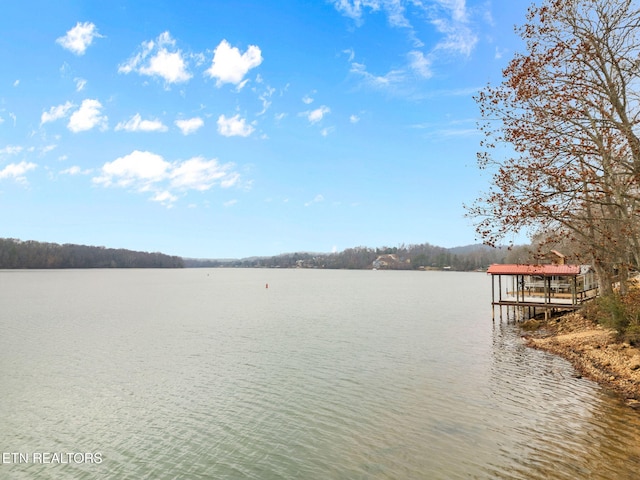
487 264 581 276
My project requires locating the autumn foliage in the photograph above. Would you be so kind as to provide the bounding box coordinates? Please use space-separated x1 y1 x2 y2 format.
469 0 640 295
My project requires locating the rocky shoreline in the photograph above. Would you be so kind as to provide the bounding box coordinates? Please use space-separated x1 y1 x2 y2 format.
522 313 640 409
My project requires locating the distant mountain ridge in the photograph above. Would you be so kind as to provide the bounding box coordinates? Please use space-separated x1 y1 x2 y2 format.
1 238 518 271
185 242 514 271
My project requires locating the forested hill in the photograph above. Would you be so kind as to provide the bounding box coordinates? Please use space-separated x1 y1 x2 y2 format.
185 242 520 271
0 238 184 269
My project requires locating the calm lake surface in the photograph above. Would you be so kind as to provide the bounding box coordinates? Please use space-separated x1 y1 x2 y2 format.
1 269 640 479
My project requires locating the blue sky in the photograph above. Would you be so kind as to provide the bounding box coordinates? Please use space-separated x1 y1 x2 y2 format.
0 0 527 258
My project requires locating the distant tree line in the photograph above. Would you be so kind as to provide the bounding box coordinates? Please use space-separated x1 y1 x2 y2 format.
185 242 517 271
0 238 184 269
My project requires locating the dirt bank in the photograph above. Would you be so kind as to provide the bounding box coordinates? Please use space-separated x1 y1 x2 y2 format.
522 313 640 409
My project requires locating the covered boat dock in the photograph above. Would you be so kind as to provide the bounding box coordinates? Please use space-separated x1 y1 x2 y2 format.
487 263 598 320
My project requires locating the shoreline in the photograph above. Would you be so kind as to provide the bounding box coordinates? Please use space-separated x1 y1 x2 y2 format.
522 312 640 409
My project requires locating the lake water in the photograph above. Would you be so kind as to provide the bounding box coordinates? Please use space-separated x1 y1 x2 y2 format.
1 269 640 479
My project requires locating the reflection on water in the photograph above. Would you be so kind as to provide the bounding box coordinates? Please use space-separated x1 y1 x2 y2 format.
0 269 639 479
489 322 640 479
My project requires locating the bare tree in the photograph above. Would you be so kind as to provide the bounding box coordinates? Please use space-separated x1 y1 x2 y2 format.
468 0 640 294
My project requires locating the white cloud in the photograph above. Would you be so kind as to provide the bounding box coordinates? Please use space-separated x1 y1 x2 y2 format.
119 32 191 84
0 145 24 155
407 50 432 78
68 99 107 132
332 0 412 29
303 106 330 124
93 150 241 206
223 199 238 207
305 194 325 207
350 114 360 123
93 150 170 190
56 22 102 55
495 47 507 60
40 145 57 155
170 157 238 191
41 101 74 125
115 113 168 132
0 161 37 182
13 80 19 87
335 0 478 90
205 40 262 86
320 127 334 137
75 78 87 91
175 117 204 135
436 0 468 22
331 0 382 24
217 114 254 137
140 49 191 83
343 48 356 62
425 0 477 56
151 190 178 206
431 17 477 56
60 165 91 175
350 62 405 89
257 85 275 115
302 94 314 104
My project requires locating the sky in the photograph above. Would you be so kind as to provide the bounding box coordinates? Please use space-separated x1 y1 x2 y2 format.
0 0 530 258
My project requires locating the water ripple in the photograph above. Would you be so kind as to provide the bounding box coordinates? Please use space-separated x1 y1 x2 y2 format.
2 269 640 479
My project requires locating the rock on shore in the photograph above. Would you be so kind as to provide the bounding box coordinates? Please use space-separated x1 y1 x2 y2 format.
523 313 640 409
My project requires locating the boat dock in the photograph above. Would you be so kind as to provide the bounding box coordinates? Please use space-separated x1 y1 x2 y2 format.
487 263 598 321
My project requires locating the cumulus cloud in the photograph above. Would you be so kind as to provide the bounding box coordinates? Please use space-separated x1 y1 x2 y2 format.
0 161 37 183
170 157 239 190
303 106 330 124
41 101 75 125
93 150 170 190
217 114 254 137
93 150 240 206
119 32 191 84
115 114 168 132
205 40 262 86
175 117 204 135
68 99 107 132
56 22 102 55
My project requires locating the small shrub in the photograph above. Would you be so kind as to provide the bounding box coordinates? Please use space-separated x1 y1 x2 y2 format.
592 290 640 342
623 324 640 346
595 293 629 333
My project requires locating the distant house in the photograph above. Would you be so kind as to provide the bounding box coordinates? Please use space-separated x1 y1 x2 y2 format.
549 249 566 265
372 254 409 269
